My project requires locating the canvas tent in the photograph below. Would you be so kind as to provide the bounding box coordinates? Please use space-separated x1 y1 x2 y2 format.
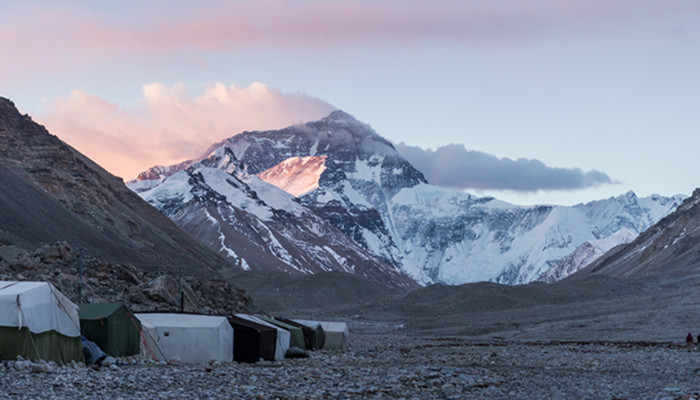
0 281 83 363
228 315 277 363
276 317 322 350
79 303 141 357
235 314 289 360
254 315 306 350
310 323 326 350
135 313 233 363
293 319 349 352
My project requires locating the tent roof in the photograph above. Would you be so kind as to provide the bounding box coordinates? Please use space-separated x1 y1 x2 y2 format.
229 315 276 333
235 314 280 331
293 319 349 333
135 313 228 328
79 303 127 320
255 315 300 332
0 281 47 295
0 281 80 337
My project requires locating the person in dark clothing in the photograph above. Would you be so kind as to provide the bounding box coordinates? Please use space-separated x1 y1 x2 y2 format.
686 332 694 352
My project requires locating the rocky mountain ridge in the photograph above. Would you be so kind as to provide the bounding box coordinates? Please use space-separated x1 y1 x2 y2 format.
0 96 236 279
573 187 700 280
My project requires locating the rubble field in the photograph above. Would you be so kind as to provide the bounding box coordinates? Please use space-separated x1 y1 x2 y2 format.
2 332 699 400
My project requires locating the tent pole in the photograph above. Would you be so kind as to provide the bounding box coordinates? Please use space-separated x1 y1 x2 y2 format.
78 248 84 304
177 265 183 313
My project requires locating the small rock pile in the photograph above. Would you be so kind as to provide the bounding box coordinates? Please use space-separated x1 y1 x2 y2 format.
0 241 256 315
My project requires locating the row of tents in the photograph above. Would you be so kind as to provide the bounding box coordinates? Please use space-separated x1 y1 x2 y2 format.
0 281 349 364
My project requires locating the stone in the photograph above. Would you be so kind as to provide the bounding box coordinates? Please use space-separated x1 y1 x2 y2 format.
285 347 310 359
30 361 52 373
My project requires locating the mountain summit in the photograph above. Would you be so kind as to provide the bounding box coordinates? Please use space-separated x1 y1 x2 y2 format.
131 110 685 286
129 137 417 289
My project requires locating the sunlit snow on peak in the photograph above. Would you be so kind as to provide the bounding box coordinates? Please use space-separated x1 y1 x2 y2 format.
258 155 328 197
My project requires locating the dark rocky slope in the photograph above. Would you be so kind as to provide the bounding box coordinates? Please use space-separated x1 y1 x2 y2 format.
0 241 255 316
0 97 233 278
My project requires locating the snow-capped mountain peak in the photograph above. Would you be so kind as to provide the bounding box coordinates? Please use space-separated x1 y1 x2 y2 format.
323 109 368 128
129 110 686 287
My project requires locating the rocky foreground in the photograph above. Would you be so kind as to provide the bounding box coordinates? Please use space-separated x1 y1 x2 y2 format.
2 330 700 400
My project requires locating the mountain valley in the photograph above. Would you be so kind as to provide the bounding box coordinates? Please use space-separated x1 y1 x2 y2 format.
2 95 699 399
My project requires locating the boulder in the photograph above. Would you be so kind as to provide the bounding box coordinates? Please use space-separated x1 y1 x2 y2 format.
142 275 200 309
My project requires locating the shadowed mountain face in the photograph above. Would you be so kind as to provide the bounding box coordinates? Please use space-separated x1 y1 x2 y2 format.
0 97 232 278
573 188 700 280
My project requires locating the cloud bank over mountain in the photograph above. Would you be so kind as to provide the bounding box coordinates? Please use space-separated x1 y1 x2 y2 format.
40 80 615 194
39 82 334 179
395 143 614 192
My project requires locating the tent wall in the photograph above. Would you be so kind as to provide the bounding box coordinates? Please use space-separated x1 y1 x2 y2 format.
229 316 276 363
79 305 141 357
0 326 83 363
235 314 289 360
257 327 276 361
136 313 233 363
313 325 325 351
293 319 349 352
230 324 259 363
319 322 348 352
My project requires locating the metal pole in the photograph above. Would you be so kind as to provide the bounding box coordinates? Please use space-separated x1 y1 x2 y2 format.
78 248 84 303
177 265 183 312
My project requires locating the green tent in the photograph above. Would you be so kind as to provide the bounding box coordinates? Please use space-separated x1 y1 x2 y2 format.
0 281 83 363
79 303 141 357
0 327 83 363
255 315 305 350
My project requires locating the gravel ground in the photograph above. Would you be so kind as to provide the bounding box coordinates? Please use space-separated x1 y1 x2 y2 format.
2 332 700 400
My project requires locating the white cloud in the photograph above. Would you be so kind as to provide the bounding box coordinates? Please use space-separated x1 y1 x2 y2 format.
39 82 335 179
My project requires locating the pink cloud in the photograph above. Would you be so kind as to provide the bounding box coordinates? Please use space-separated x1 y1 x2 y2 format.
2 0 698 79
38 82 334 180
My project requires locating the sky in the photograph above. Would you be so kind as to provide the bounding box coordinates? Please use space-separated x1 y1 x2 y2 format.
1 0 698 206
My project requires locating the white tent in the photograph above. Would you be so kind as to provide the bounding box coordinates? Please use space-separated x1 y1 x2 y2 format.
293 319 349 352
235 314 289 360
0 281 82 362
135 313 233 363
